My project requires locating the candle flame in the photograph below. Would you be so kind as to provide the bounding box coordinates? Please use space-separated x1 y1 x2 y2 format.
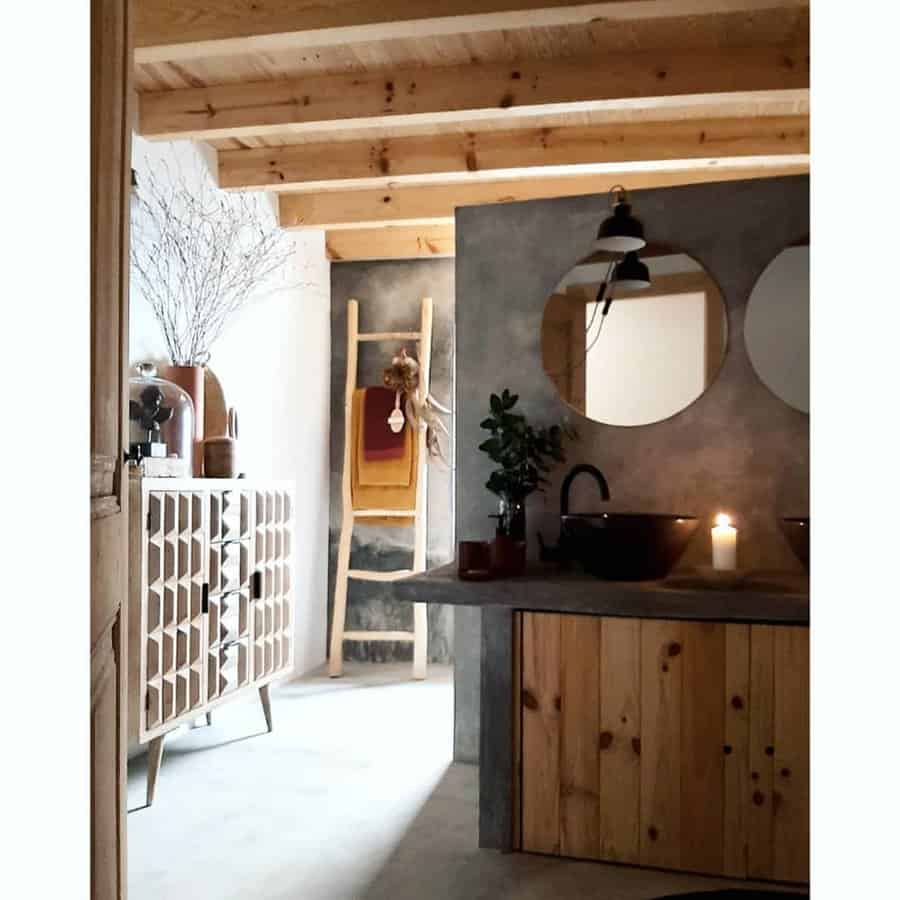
715 513 731 528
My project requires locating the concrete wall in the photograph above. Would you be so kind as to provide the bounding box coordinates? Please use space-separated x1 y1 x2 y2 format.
454 175 810 762
329 259 455 663
130 137 332 679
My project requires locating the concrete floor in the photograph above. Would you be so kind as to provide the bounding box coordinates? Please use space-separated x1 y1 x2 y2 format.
128 664 803 900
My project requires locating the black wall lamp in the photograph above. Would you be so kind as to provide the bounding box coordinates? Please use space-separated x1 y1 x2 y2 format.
612 251 650 292
595 186 646 252
591 188 652 336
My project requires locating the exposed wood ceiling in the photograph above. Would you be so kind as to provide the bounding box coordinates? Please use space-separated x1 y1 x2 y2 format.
133 0 810 261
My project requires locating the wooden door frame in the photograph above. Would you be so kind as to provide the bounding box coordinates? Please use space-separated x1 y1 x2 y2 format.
91 0 133 897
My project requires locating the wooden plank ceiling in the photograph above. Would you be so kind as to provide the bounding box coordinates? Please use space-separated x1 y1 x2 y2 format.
133 0 809 261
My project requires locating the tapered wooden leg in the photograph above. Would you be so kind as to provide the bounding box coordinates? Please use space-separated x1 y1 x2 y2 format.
259 684 273 733
205 711 212 727
146 735 165 807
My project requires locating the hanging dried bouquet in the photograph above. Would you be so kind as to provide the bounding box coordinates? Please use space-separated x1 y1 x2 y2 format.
382 348 451 464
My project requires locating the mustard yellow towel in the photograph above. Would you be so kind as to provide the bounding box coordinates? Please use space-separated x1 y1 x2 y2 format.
351 389 417 527
357 389 414 487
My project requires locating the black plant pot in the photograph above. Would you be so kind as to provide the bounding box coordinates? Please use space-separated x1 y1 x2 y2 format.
496 495 526 541
491 495 527 576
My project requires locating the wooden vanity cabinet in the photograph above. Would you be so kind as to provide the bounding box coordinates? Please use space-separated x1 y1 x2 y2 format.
519 613 809 883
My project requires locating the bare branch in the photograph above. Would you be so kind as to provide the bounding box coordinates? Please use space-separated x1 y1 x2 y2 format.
130 151 297 366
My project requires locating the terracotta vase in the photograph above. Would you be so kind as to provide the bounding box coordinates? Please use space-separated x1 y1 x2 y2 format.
162 365 205 476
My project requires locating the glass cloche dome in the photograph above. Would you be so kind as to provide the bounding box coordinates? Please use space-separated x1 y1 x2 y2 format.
128 363 194 474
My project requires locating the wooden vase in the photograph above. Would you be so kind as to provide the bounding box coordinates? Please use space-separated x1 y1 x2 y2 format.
163 365 204 476
203 436 238 478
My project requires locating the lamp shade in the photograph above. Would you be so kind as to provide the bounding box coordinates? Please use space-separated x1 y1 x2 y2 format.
612 252 651 292
595 199 646 252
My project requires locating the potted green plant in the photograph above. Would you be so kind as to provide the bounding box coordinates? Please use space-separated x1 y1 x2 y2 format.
478 390 573 569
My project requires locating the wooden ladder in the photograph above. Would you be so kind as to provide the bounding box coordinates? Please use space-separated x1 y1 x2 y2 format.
329 297 432 679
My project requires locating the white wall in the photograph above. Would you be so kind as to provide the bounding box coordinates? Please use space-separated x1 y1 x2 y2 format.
130 138 331 678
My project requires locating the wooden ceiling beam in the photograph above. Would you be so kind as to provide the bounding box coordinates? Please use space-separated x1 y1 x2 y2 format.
218 115 809 192
138 43 808 142
279 160 810 230
326 225 455 262
135 0 809 64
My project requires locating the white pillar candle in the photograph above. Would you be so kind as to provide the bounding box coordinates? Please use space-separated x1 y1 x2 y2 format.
712 513 738 571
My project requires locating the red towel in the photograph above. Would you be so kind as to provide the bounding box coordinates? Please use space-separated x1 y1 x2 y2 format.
362 386 406 461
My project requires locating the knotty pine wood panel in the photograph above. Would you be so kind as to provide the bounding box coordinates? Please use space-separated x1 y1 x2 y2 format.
772 626 809 883
517 614 807 882
218 115 809 191
747 625 776 879
597 617 642 863
279 159 809 228
138 43 807 142
723 624 752 878
680 622 727 874
521 612 561 854
639 620 683 869
559 615 602 858
133 2 809 65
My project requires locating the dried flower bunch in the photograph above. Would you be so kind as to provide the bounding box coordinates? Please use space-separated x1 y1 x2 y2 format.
130 154 295 366
382 348 451 463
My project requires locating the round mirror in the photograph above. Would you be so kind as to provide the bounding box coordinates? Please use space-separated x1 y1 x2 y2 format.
744 243 809 414
541 245 728 426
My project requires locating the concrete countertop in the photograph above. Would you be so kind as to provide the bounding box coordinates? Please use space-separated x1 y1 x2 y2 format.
391 563 809 626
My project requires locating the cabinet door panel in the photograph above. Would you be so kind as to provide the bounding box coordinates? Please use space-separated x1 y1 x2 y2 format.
598 617 642 864
251 488 294 680
680 622 726 874
723 624 752 878
748 625 776 879
521 612 561 855
559 615 602 859
141 488 209 740
772 627 809 883
639 620 683 869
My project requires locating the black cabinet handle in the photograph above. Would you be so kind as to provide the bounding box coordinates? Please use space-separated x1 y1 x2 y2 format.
201 583 209 614
252 571 262 600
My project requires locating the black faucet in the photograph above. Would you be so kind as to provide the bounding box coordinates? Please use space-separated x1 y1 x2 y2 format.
560 464 610 516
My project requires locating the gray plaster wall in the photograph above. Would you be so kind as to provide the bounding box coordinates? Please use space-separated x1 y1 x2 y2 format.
454 175 810 762
330 259 455 663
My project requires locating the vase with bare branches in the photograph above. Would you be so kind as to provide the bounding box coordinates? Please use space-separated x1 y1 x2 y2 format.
130 153 295 472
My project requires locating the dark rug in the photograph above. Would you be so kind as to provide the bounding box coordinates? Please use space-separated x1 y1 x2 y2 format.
653 892 808 899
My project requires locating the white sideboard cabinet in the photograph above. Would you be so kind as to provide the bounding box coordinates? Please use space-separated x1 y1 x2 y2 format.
128 474 295 804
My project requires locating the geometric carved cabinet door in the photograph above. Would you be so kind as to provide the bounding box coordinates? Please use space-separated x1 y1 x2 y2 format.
207 490 252 702
144 491 207 738
252 489 294 680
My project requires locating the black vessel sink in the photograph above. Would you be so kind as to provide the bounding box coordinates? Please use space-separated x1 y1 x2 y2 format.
551 464 699 580
560 512 699 581
779 517 810 571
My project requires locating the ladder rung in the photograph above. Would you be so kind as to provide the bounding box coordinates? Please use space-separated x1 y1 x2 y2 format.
353 509 417 518
348 569 414 582
342 630 415 642
357 331 421 342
